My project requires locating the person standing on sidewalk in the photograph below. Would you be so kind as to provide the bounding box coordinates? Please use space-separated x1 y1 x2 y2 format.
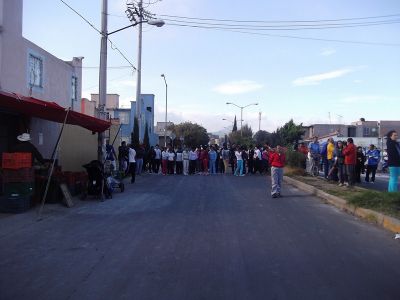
365 144 380 183
343 138 357 187
335 141 346 186
327 138 336 180
269 145 286 198
128 144 136 184
386 130 400 192
355 146 366 183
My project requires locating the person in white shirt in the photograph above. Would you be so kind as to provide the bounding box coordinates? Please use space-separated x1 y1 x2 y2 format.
234 146 244 176
254 146 262 174
182 147 190 175
167 148 176 175
154 145 162 174
161 147 168 175
189 147 198 175
128 144 136 183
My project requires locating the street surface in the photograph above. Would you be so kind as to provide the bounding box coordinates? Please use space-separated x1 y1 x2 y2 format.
1 173 400 300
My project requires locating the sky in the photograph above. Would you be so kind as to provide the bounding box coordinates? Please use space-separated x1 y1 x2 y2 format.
23 0 400 134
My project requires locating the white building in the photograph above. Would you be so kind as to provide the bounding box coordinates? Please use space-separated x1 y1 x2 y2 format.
0 0 83 157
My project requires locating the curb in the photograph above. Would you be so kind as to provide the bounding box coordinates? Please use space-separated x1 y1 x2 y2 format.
283 176 400 234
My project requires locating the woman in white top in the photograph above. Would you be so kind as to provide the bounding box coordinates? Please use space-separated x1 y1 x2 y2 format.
234 147 244 176
167 149 176 175
128 145 136 183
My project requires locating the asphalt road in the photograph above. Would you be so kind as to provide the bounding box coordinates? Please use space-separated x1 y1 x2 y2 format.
1 173 400 300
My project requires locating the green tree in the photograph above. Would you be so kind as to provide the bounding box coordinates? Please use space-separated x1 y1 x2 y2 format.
275 119 304 146
232 115 238 132
229 124 253 146
131 117 139 148
253 130 272 145
168 122 209 147
143 122 150 151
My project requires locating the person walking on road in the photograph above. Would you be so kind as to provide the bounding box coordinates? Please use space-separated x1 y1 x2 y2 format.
343 138 357 187
386 130 400 192
365 144 380 183
269 145 286 198
128 144 136 184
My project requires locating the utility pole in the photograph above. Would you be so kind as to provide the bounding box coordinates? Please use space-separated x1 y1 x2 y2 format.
258 111 261 131
98 0 108 161
135 0 143 141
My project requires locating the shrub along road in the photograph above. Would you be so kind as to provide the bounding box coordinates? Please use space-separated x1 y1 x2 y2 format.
1 173 400 299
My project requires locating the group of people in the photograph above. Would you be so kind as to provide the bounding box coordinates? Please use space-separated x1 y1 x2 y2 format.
115 143 272 177
302 130 400 192
105 141 287 197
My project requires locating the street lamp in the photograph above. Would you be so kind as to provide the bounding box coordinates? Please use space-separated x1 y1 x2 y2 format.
101 0 165 145
161 74 168 147
226 102 258 136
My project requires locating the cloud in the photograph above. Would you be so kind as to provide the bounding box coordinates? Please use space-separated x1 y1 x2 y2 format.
320 48 336 56
340 95 388 104
353 79 363 84
293 68 354 86
213 80 264 95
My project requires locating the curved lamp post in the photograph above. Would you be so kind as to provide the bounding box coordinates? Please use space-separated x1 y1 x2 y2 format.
226 102 258 136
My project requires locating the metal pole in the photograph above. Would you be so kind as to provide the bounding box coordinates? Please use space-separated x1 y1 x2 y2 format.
135 0 143 142
259 111 261 131
240 107 243 137
162 75 167 147
98 0 108 161
37 109 70 220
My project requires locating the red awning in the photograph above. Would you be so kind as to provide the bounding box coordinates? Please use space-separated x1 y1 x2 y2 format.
0 91 110 133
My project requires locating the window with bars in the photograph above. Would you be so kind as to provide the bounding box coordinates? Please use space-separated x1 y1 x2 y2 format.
28 54 43 88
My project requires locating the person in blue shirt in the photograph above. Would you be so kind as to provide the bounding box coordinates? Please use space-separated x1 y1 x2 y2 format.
208 146 217 174
365 144 380 183
308 136 320 174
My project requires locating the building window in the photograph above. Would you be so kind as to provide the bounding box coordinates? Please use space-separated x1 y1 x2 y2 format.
119 112 130 124
71 76 78 102
363 127 370 137
28 54 43 88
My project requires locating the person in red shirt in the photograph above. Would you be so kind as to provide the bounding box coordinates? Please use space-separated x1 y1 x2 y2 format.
269 145 286 198
342 138 357 186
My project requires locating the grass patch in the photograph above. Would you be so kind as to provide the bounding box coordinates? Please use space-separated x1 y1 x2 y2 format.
347 191 400 218
288 174 400 219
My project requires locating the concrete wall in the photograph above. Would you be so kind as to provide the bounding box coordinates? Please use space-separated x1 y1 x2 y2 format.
59 123 120 172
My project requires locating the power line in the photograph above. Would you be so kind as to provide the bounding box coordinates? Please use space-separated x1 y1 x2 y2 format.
162 18 400 30
80 65 133 69
59 0 137 70
157 12 400 24
165 23 400 47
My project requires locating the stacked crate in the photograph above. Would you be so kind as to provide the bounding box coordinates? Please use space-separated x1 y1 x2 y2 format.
1 153 33 213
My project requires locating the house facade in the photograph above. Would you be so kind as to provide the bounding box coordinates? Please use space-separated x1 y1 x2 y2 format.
0 0 83 158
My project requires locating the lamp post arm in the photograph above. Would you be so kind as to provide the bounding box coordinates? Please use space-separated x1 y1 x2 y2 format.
108 21 146 36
